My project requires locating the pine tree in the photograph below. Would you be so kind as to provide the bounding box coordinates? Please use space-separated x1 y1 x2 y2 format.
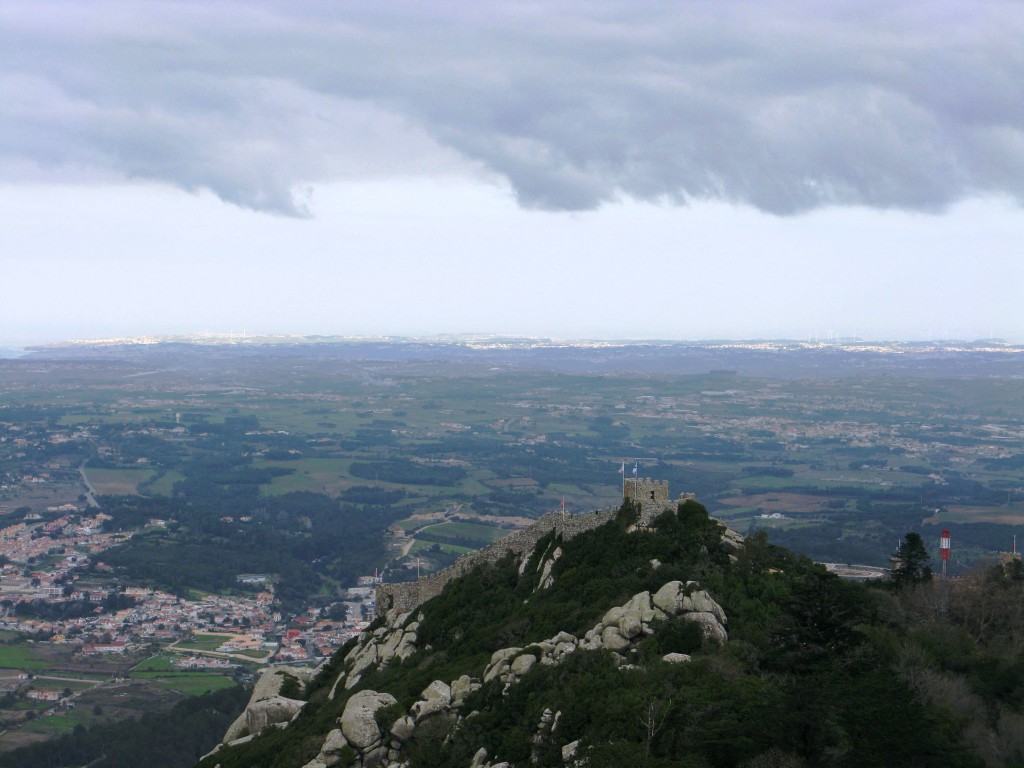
891 532 932 588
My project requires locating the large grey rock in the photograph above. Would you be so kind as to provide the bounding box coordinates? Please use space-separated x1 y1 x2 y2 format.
316 729 349 767
224 666 312 741
395 632 418 660
384 608 411 629
662 652 692 664
687 590 728 625
538 547 562 590
582 624 605 650
684 611 729 643
346 643 378 688
721 527 745 554
562 739 581 762
510 654 537 676
422 679 452 704
244 695 306 735
412 680 452 721
390 715 415 742
625 591 651 613
600 625 630 652
378 629 405 663
362 743 389 768
340 690 397 750
601 606 624 627
651 581 686 616
484 647 522 682
484 658 511 683
327 670 347 701
618 612 643 639
553 641 576 659
345 637 368 663
415 709 459 742
450 674 477 705
322 729 348 752
486 647 521 672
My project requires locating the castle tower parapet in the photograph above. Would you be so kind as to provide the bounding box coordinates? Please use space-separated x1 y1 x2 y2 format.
624 477 671 522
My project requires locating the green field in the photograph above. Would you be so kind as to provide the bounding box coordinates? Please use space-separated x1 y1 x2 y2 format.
174 634 233 653
149 673 238 695
131 653 239 695
144 470 185 496
83 467 156 495
409 540 475 555
132 654 175 673
460 478 492 495
22 707 98 734
416 521 507 544
0 643 49 670
255 457 352 496
394 518 429 532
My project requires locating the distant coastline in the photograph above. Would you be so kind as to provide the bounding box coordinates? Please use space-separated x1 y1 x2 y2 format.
0 347 28 359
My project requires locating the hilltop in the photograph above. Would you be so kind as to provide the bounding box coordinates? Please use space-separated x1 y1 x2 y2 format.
192 497 1024 768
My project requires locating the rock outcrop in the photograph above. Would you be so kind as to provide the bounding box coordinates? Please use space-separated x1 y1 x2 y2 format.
221 666 311 745
303 579 728 768
481 581 727 692
332 607 421 694
219 494 744 768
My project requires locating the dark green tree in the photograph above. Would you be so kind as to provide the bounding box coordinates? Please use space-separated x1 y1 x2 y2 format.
891 532 933 588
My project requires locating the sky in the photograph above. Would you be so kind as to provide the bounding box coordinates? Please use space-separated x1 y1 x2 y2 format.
1 1 1022 346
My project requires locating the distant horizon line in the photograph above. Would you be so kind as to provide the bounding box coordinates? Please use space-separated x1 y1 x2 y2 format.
4 331 1023 351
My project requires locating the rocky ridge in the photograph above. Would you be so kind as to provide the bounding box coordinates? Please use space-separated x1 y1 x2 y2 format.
208 499 745 768
293 577 728 768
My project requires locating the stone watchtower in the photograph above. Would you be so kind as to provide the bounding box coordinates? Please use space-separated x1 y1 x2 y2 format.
624 477 671 522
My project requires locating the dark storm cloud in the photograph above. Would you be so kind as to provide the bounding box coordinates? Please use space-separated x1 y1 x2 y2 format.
1 1 1021 215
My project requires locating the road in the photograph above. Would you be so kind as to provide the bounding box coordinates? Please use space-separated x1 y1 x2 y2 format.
78 463 100 508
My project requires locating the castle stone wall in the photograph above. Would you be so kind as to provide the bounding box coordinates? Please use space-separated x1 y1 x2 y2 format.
376 481 696 617
376 508 620 615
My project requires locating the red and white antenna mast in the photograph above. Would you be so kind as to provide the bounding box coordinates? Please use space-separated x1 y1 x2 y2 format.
940 529 951 580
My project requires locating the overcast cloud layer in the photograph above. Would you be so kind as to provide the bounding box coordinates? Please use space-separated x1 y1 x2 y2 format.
3 1 1022 216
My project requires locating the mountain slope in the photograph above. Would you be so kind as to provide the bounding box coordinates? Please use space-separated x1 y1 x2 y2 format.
199 500 984 768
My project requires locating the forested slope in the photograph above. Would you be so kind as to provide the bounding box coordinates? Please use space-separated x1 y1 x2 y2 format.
201 500 1024 768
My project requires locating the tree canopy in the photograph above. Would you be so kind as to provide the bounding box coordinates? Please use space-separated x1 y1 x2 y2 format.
891 532 933 588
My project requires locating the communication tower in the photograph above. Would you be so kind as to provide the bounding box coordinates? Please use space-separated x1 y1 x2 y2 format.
939 529 951 616
940 529 951 580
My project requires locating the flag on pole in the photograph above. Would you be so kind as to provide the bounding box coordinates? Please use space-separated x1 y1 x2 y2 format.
619 462 625 475
633 461 638 477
